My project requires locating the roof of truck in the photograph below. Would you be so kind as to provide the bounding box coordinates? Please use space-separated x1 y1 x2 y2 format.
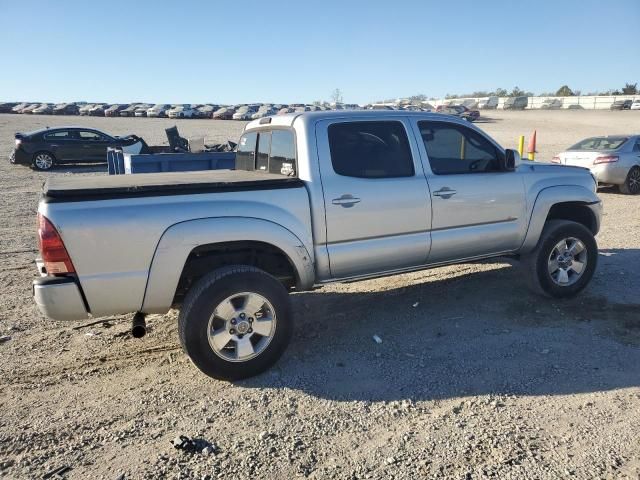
245 109 468 130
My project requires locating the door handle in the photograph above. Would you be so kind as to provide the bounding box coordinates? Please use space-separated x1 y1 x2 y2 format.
332 194 361 208
433 187 457 199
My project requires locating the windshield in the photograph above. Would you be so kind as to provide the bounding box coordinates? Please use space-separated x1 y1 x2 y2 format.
568 137 628 151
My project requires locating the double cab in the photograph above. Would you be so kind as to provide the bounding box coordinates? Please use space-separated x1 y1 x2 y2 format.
34 111 602 380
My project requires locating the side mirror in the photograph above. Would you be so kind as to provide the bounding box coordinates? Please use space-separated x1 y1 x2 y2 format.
501 149 520 171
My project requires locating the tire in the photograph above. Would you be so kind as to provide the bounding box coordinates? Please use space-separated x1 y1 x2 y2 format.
9 151 16 164
32 151 55 171
178 265 292 381
619 166 640 195
523 220 597 298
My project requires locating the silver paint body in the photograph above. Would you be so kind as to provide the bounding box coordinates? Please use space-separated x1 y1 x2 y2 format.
35 111 602 321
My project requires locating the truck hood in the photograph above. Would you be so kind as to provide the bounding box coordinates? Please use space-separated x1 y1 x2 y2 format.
519 160 597 193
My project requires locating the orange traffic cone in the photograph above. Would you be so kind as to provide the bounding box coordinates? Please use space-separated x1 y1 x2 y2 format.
527 130 537 161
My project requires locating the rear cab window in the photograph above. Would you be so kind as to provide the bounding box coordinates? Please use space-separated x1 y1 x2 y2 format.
236 129 296 175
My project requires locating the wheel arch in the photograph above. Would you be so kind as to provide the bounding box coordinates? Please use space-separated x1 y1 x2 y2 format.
141 217 315 314
520 186 602 254
33 149 56 161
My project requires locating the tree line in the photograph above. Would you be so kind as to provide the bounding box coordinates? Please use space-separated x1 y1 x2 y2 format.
396 83 638 103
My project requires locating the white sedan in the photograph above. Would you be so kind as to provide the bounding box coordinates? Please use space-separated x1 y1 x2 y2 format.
167 105 197 118
552 135 640 194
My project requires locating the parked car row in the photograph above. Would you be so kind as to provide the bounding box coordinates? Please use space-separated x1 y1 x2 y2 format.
435 104 480 122
610 99 640 110
0 102 233 119
0 101 449 120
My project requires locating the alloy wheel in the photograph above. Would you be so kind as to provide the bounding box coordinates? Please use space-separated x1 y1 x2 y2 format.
628 168 640 194
34 153 53 170
547 237 588 286
207 292 277 362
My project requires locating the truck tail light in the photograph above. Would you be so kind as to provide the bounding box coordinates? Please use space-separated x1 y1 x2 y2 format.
593 155 618 164
551 156 561 164
37 213 75 274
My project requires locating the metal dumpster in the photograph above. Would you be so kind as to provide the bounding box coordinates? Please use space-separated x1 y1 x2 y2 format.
108 148 236 175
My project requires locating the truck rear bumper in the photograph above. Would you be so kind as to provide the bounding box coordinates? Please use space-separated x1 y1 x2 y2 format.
33 275 89 321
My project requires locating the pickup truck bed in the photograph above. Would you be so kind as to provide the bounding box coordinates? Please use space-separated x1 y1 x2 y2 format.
43 170 302 202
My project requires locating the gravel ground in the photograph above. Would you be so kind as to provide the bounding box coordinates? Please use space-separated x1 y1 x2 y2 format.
0 111 639 480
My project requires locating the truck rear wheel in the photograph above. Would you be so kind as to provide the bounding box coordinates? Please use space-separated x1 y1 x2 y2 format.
523 220 597 298
178 266 292 381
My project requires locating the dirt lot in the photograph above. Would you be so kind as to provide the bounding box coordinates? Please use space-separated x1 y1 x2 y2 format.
0 111 639 480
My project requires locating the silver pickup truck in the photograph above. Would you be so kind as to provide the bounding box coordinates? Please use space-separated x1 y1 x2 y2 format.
34 111 602 380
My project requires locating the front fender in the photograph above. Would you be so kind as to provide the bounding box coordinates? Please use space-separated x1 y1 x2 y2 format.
141 217 315 314
519 185 602 254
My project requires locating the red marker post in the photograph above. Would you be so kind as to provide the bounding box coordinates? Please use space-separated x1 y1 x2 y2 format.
527 130 537 161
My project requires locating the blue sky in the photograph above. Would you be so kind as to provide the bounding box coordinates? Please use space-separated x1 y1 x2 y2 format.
1 0 638 104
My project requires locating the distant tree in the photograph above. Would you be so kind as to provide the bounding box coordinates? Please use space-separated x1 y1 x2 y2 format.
622 83 638 95
330 88 343 104
408 94 427 105
508 86 533 97
555 85 575 96
494 88 508 97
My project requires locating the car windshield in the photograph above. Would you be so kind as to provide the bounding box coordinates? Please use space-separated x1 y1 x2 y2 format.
568 137 628 151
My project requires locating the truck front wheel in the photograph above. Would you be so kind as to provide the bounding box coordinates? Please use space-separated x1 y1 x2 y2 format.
178 266 292 380
523 220 598 298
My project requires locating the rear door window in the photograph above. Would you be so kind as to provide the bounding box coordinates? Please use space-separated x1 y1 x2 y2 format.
327 121 414 178
236 132 258 170
44 130 71 140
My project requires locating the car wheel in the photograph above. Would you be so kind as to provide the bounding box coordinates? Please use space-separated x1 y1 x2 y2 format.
619 166 640 195
9 151 16 164
178 265 292 381
32 151 55 171
523 220 597 298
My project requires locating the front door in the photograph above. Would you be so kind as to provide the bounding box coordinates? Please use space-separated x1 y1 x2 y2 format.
413 119 526 263
76 130 110 161
316 118 432 278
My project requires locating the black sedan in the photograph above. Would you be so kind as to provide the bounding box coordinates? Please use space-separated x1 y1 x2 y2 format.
10 126 139 170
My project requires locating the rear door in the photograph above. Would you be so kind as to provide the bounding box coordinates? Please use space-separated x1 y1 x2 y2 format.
316 118 432 278
43 130 76 161
413 119 526 263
